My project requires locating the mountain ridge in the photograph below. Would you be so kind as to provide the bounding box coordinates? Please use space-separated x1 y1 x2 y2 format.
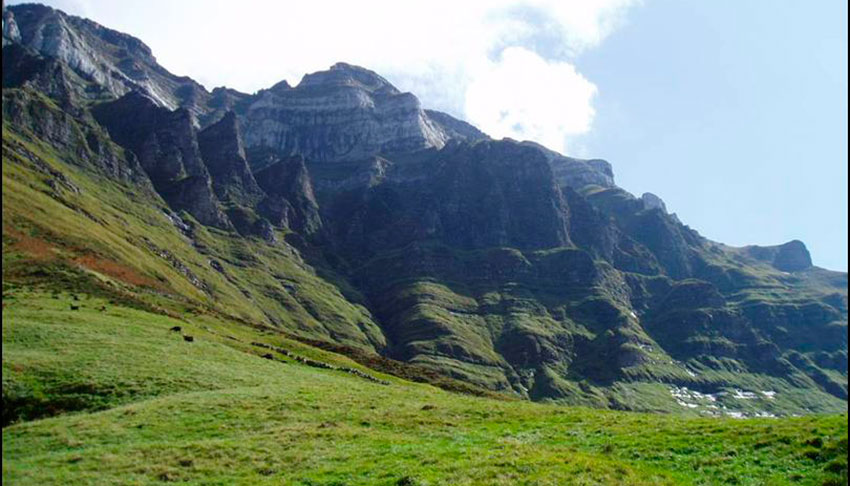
2 2 846 417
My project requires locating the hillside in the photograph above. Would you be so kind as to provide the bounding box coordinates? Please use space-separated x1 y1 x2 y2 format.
3 3 846 417
1 3 848 484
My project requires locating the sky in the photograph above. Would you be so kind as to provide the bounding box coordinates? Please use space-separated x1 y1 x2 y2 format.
8 0 848 270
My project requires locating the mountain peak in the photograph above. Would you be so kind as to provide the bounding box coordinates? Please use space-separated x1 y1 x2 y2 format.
5 2 207 114
216 109 239 126
268 79 291 93
298 62 399 95
774 239 813 271
8 3 154 60
744 239 813 272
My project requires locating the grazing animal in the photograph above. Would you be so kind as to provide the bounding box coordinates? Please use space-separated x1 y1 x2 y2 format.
169 326 182 332
70 305 80 311
183 335 194 342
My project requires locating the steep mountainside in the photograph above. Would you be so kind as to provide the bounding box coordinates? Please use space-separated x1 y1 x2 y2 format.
2 3 846 417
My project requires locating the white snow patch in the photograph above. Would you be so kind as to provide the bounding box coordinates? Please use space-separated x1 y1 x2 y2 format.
732 389 758 400
670 386 717 402
753 411 777 418
670 386 779 418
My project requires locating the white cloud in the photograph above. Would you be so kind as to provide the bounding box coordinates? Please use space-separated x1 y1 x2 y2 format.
464 47 598 151
7 0 639 153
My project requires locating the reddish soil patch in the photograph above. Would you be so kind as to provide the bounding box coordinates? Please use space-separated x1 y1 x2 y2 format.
72 253 159 288
3 225 57 261
4 223 159 289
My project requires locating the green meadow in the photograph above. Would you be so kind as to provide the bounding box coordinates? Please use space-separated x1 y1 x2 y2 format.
2 290 847 486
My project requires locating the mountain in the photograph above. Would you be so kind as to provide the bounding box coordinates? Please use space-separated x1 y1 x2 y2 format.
2 2 847 421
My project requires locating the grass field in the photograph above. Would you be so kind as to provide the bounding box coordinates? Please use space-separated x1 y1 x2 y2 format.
3 289 847 486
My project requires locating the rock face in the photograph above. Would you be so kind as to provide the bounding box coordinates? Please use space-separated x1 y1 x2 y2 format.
197 111 264 206
773 240 813 271
238 63 451 162
207 86 251 121
5 3 213 117
521 141 615 190
3 8 22 45
255 155 322 235
641 192 667 212
2 42 87 109
158 175 230 230
91 92 230 228
745 240 813 272
318 140 572 259
3 3 847 412
424 109 489 142
2 87 150 185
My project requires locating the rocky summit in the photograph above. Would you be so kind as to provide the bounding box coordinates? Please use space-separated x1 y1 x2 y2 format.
2 2 847 421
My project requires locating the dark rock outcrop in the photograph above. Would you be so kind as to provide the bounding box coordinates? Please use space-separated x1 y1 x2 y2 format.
2 86 148 185
2 43 87 108
744 240 813 272
585 187 705 279
92 92 230 228
641 192 667 212
521 141 615 190
771 240 813 272
255 155 322 235
197 111 264 206
322 140 572 259
773 240 813 271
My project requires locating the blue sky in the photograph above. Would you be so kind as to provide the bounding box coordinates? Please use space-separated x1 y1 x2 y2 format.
8 0 848 270
576 1 848 271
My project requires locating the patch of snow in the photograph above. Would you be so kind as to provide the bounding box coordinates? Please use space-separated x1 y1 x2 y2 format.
670 386 717 402
670 386 778 418
753 411 777 418
732 389 758 400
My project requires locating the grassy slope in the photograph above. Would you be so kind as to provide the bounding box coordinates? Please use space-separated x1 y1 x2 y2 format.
355 245 847 415
3 291 848 486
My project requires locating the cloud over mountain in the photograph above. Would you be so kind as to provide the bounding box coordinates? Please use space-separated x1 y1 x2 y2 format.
9 0 638 152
